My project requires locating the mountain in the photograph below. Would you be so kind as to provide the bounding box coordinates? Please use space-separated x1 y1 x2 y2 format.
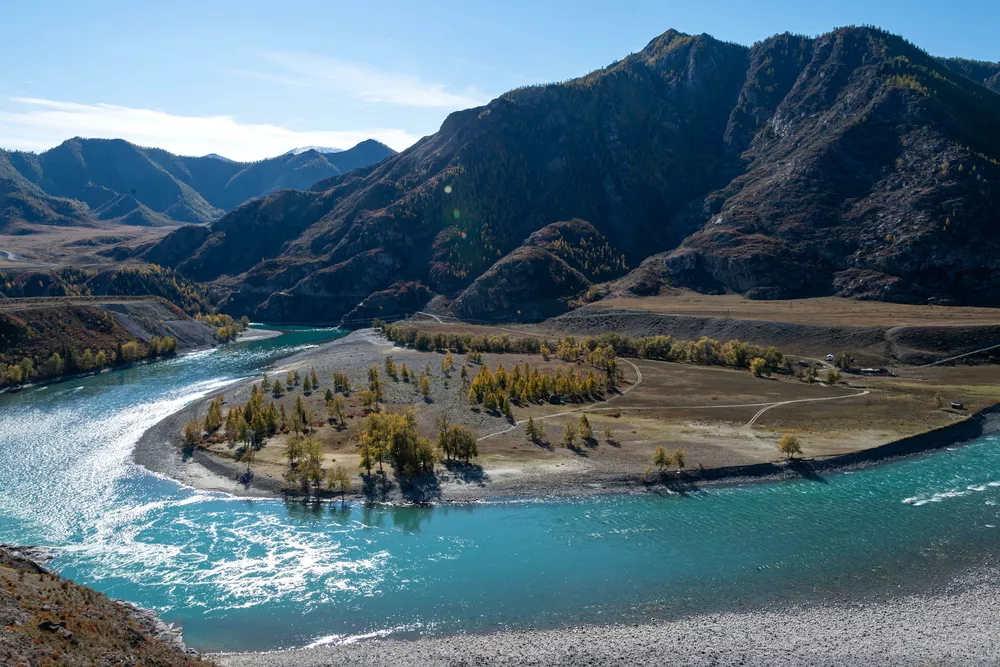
0 138 396 231
941 57 1000 92
0 150 94 231
146 27 1000 322
285 146 343 155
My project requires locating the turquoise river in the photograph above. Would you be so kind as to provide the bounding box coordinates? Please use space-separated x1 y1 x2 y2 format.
0 327 998 652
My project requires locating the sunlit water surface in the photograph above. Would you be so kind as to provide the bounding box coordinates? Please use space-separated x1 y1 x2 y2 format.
0 327 998 652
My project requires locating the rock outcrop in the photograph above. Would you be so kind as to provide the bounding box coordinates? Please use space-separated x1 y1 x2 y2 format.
452 245 589 321
0 545 211 666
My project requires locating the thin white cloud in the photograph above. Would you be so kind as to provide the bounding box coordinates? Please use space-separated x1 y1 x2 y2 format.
250 52 486 109
0 97 421 161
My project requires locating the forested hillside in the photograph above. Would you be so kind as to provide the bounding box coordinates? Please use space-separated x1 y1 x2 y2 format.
144 27 1000 322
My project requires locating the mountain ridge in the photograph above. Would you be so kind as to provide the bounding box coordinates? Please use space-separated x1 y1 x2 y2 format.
144 26 1000 322
0 138 396 232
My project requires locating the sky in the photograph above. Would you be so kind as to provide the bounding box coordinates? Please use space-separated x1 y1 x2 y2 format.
3 0 998 162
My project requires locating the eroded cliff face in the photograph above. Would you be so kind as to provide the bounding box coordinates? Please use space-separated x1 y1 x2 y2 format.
147 27 1000 322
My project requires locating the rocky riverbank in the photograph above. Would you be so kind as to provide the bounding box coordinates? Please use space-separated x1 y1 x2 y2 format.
218 568 1000 667
0 545 213 666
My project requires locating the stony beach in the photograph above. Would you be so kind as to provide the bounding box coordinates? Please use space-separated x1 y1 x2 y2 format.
217 569 1000 666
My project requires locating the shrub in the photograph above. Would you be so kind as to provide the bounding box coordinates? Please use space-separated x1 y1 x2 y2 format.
777 433 802 459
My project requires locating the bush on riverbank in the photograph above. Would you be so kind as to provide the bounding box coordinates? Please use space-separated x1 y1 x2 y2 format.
358 408 436 478
196 313 249 342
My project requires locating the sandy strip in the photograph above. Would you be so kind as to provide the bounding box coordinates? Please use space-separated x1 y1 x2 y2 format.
238 328 283 342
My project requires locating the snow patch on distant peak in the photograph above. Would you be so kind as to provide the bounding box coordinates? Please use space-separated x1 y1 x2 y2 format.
285 146 343 155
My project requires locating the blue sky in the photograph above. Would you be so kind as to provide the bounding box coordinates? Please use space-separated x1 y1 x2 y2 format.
3 0 998 161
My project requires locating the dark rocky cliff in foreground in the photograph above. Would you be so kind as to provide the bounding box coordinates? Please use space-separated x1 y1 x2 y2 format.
146 27 1000 322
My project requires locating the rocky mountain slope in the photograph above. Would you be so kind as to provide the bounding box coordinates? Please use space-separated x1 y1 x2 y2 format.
146 27 1000 323
452 219 626 321
0 545 212 666
0 138 395 232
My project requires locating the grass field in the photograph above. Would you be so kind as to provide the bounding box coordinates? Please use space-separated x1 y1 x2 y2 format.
0 222 180 268
595 291 1000 327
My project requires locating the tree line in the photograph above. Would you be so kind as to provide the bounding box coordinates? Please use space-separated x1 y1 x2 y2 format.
0 336 178 387
375 323 786 374
467 360 610 415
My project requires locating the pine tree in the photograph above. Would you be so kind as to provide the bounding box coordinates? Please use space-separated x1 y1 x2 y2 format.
204 396 224 433
239 442 256 474
578 414 592 440
526 416 540 442
183 417 202 446
225 406 241 444
562 420 576 447
284 436 304 467
671 448 687 470
328 396 346 426
368 366 384 402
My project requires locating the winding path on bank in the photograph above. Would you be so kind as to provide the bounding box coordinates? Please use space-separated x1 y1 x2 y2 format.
744 388 871 428
920 342 1000 367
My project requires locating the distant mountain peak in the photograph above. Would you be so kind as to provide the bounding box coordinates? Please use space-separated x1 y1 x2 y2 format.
284 146 343 156
0 135 395 231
